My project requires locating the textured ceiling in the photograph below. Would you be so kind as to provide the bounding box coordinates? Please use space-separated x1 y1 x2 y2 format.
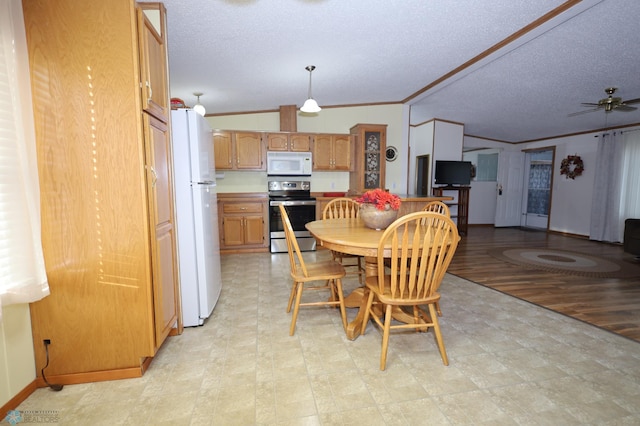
148 0 640 143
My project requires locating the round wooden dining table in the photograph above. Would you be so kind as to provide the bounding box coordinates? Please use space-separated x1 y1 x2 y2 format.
306 217 421 340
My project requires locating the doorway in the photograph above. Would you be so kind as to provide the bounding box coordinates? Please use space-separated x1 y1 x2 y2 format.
415 155 430 195
523 149 554 229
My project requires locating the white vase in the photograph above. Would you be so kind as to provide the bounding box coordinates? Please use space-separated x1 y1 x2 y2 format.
360 203 398 230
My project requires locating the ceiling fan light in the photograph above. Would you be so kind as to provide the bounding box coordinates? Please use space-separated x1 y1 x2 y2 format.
300 98 321 113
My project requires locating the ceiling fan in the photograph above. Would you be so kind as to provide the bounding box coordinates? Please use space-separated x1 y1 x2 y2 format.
568 87 640 117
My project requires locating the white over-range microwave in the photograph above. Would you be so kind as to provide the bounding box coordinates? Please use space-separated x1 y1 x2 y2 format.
266 151 312 176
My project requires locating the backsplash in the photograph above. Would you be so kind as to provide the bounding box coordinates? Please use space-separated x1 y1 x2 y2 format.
215 171 349 193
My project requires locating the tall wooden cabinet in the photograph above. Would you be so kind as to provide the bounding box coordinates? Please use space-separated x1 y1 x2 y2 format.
349 124 387 193
23 0 179 384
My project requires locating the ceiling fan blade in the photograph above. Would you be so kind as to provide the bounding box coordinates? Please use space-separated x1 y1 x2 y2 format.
615 105 638 112
580 102 600 106
622 97 640 105
568 108 600 117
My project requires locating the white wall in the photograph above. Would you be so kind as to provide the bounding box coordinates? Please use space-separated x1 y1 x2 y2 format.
522 133 598 236
408 119 464 194
462 132 601 236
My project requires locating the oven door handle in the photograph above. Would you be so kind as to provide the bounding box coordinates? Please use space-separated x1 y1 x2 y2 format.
269 200 316 207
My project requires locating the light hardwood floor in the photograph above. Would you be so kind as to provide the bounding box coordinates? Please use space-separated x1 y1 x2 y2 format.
447 226 640 343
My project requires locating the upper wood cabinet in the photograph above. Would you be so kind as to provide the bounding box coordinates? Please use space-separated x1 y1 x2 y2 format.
214 131 265 170
137 3 169 121
267 132 312 152
313 134 351 171
349 124 387 193
23 0 178 383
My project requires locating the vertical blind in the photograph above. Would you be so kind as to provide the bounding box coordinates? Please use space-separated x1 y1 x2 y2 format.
0 0 49 321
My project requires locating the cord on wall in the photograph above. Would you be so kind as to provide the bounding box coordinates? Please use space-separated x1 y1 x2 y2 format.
42 340 63 392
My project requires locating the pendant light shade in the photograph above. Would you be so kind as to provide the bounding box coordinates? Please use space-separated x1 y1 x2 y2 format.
193 92 206 116
300 65 321 113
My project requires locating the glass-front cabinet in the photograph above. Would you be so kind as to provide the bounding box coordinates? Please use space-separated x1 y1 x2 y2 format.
349 124 387 193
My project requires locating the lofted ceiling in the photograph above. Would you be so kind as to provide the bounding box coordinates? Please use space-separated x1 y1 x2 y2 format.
148 0 640 143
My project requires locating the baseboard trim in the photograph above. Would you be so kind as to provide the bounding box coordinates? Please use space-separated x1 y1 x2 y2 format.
33 365 145 388
0 379 38 414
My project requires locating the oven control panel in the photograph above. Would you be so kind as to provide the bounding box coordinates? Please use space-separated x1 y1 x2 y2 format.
268 180 310 191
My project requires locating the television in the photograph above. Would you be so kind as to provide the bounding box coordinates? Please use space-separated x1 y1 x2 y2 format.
434 160 472 186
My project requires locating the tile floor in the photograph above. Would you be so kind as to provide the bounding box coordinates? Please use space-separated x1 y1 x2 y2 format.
14 251 640 425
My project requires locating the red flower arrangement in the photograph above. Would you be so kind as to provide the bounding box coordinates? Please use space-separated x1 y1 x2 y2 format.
356 188 401 211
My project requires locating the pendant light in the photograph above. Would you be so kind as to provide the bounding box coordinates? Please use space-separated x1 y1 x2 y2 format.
193 92 206 116
300 65 321 113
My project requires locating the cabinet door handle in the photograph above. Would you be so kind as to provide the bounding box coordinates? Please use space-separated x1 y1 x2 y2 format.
146 81 153 103
149 165 157 187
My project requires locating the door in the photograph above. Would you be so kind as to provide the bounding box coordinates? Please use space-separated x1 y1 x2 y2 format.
523 149 554 229
494 150 525 227
144 113 179 347
416 155 430 195
137 6 168 121
191 185 221 324
333 135 351 170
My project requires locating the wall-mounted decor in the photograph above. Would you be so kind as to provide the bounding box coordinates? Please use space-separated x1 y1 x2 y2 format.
386 146 398 162
560 154 584 179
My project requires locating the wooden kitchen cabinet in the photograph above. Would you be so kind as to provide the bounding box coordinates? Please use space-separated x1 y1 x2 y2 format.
218 195 269 252
349 124 387 193
214 130 265 170
267 132 312 152
23 0 178 384
137 3 169 121
313 134 351 171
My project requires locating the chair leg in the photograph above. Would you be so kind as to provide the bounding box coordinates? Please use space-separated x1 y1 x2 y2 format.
335 278 348 332
380 304 393 371
360 288 375 335
289 282 304 336
428 303 449 366
435 301 442 317
286 281 297 313
357 256 364 284
329 279 337 303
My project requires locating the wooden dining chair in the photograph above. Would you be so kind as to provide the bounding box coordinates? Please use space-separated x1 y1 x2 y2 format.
360 211 460 370
421 201 451 317
279 204 348 336
422 200 450 217
322 198 365 283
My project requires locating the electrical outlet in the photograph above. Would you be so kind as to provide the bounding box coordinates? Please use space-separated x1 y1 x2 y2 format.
43 339 51 345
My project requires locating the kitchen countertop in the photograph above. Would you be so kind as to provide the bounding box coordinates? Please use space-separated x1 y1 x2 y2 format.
313 193 453 202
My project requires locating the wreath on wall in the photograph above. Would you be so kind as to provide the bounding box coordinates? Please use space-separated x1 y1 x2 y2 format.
560 154 584 180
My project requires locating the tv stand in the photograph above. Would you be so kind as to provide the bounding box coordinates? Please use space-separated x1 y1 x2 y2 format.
432 186 469 235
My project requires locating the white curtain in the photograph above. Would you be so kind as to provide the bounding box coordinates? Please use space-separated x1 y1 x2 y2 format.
0 0 49 321
589 132 624 242
619 130 640 240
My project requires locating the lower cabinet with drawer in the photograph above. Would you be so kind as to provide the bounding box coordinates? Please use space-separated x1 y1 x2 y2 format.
218 194 269 253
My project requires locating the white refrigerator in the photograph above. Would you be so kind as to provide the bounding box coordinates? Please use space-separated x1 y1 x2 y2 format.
171 109 222 327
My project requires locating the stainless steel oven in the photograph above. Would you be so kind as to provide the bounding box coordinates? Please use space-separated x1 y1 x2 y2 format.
268 180 316 253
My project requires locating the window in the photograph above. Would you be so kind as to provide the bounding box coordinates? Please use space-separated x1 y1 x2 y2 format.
0 1 49 320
